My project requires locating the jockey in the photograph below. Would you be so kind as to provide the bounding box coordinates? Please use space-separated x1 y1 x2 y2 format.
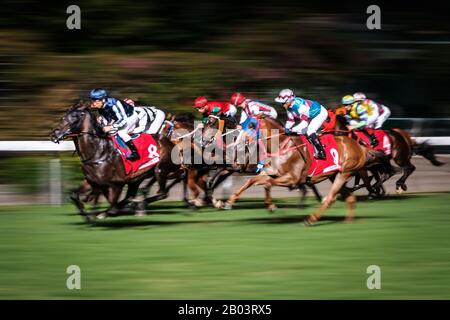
231 92 276 172
193 96 237 123
231 92 278 124
275 89 327 160
353 92 391 129
341 94 379 147
89 88 140 161
123 98 166 135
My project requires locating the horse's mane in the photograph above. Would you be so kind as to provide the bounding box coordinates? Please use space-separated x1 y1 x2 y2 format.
68 100 106 137
174 112 196 124
260 116 284 129
68 100 88 112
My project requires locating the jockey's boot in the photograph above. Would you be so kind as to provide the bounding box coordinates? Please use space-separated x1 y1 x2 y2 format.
362 129 379 147
309 133 326 160
125 140 141 161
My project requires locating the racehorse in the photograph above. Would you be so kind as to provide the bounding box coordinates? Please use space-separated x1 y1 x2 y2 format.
50 101 178 220
202 114 323 208
159 113 236 208
333 109 443 194
223 117 384 224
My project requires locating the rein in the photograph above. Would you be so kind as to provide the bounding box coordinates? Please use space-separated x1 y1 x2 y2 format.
266 136 306 157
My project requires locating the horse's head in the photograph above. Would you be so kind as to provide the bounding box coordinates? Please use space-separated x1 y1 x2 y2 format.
50 101 91 143
202 115 223 148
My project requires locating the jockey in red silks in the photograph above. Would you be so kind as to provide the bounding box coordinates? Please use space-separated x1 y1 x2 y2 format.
193 96 238 149
193 96 237 123
230 92 278 173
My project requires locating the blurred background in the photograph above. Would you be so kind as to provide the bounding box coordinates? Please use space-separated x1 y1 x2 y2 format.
1 0 450 204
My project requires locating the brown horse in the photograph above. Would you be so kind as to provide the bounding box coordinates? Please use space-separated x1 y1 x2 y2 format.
200 114 324 207
50 102 178 219
333 109 443 194
160 113 227 208
224 117 383 224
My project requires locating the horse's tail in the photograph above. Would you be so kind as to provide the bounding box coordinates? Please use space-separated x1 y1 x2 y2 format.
412 139 445 166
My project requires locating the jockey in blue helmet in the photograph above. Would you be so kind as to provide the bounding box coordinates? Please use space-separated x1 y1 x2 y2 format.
89 88 140 161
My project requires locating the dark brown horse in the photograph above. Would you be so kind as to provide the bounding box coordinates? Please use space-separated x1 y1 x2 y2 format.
333 109 443 194
224 117 385 224
50 102 178 219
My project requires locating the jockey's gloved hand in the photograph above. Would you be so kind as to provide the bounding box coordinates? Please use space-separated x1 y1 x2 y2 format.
284 128 291 134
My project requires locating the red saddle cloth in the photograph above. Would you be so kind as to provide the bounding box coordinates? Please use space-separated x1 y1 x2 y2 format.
111 134 160 176
353 129 392 155
300 134 342 177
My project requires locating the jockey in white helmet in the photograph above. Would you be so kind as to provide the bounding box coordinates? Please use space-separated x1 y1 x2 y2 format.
275 89 328 160
353 92 391 129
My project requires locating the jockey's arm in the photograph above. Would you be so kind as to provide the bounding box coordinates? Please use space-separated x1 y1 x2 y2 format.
97 115 108 126
133 110 147 134
224 105 237 117
111 101 128 129
285 110 295 130
292 120 308 134
285 119 295 130
349 119 366 129
269 107 278 119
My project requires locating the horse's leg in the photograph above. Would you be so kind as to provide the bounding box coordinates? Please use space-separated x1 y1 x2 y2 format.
207 169 234 208
225 175 272 209
144 169 170 203
305 172 352 225
298 185 308 208
310 184 322 203
142 176 157 198
339 184 356 222
395 162 416 193
99 184 124 218
359 169 377 199
70 184 88 215
264 185 277 212
117 181 140 209
187 168 204 208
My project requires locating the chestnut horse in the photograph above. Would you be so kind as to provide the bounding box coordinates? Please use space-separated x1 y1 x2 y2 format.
224 117 383 224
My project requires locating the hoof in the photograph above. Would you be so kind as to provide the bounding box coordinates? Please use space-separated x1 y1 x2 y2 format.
212 199 224 209
96 212 108 220
267 204 277 212
83 214 96 223
223 202 233 210
304 214 318 226
135 210 146 217
189 198 205 208
401 184 407 191
368 192 377 200
344 217 355 224
396 186 404 194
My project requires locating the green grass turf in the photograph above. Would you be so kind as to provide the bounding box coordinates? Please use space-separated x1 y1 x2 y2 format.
0 193 449 299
